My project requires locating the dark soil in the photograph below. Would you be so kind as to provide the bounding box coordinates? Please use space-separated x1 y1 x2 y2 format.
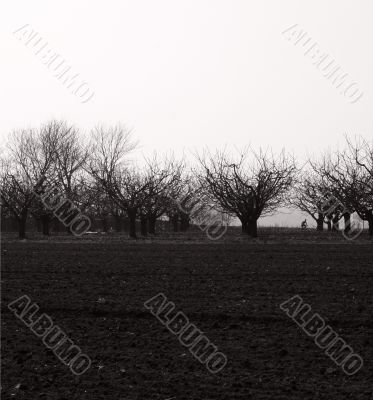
2 237 373 399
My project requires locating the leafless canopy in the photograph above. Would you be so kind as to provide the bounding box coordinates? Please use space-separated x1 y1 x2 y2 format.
197 147 297 237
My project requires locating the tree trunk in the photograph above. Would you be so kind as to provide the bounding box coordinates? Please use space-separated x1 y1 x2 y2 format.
248 219 258 238
327 220 332 231
18 210 28 239
36 218 42 232
140 217 148 236
148 216 156 235
180 216 190 232
128 208 137 238
368 216 373 236
102 216 108 233
52 219 60 232
41 215 50 236
172 215 178 232
343 213 351 233
114 215 122 232
332 215 339 231
316 213 324 231
241 220 248 234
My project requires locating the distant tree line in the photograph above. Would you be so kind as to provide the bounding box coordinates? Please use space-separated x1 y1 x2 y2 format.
1 120 372 239
292 137 373 235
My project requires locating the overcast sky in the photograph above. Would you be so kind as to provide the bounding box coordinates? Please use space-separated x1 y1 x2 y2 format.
1 0 372 226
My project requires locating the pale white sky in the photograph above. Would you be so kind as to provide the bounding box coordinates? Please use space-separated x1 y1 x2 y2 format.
1 0 372 225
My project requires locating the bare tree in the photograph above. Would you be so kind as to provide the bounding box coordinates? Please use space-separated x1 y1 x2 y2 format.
110 202 126 232
85 181 112 232
332 137 373 235
197 148 297 237
352 137 373 234
88 123 139 237
0 121 69 238
0 158 34 239
109 166 158 238
308 153 356 233
291 172 326 230
351 136 373 180
89 123 137 180
168 175 214 233
55 124 89 199
139 155 184 235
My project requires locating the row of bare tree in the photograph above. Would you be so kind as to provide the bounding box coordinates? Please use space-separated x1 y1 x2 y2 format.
1 120 372 239
292 137 373 235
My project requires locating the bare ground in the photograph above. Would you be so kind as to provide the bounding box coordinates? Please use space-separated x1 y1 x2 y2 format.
1 231 373 399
